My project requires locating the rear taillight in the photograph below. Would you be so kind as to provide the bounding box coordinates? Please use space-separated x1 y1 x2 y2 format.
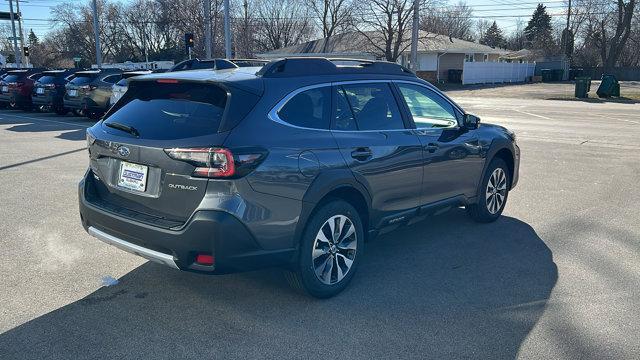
79 84 97 91
8 82 24 88
44 84 56 89
165 148 235 178
164 147 267 179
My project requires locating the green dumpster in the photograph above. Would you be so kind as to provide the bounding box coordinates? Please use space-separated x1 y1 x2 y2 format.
597 74 619 98
552 69 564 81
541 69 552 82
575 77 591 98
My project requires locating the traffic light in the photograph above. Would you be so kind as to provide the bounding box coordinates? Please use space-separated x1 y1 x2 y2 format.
184 33 194 54
23 47 29 57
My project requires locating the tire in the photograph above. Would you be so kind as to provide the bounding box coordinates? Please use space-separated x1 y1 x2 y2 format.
286 199 364 298
54 107 68 116
466 158 510 223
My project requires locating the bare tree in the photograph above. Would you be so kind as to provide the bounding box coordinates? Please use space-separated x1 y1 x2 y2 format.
354 0 415 61
309 0 354 41
253 0 314 52
421 1 475 41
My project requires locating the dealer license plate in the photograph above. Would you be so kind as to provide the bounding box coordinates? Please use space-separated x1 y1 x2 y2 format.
1 86 7 92
36 87 44 94
117 161 148 193
68 89 77 97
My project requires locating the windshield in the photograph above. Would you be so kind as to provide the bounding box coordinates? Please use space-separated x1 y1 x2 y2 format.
103 82 227 140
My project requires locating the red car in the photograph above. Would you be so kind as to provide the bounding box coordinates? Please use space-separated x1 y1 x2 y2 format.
0 69 44 109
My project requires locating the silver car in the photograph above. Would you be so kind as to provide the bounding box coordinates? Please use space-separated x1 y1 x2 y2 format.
109 70 152 106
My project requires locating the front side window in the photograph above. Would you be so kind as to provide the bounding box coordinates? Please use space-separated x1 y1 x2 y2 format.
278 87 330 129
338 83 404 131
397 83 458 129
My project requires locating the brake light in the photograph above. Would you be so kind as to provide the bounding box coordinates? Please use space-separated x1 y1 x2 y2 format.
8 82 24 87
44 84 56 89
79 84 97 91
157 79 179 84
165 148 235 178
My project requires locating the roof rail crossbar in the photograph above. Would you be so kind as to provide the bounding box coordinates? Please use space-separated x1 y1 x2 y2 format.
256 57 415 78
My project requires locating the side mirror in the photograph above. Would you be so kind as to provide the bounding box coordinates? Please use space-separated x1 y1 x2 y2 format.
463 114 480 130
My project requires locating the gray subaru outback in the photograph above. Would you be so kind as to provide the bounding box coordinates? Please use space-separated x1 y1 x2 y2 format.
79 58 519 298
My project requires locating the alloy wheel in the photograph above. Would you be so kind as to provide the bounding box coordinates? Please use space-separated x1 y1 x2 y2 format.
312 215 357 285
486 167 507 214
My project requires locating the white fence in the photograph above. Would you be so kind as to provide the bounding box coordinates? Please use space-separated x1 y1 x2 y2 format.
462 62 535 85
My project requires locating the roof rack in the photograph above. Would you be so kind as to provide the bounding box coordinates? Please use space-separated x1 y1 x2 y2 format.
256 57 415 78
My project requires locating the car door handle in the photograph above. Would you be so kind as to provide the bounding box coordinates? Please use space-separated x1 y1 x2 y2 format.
425 143 439 153
351 147 373 161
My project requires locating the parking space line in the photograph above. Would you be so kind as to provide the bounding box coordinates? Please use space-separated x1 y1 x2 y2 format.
0 112 92 128
515 109 553 120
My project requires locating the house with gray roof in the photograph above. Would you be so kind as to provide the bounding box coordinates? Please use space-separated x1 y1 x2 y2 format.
259 31 509 83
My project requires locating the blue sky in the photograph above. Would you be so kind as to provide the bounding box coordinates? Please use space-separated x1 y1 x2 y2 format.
10 0 569 39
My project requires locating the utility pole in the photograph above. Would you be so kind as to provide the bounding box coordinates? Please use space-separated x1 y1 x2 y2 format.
8 0 20 68
223 0 231 59
92 0 103 68
16 0 26 66
204 0 212 59
410 0 419 71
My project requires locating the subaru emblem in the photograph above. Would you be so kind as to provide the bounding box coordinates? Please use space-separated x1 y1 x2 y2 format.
117 146 130 157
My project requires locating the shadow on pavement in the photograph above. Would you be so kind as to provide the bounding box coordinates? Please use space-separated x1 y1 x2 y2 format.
0 110 92 142
0 209 557 359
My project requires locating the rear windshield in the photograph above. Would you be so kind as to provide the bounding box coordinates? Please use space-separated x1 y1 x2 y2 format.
37 75 58 84
3 74 22 82
70 75 96 85
103 82 227 140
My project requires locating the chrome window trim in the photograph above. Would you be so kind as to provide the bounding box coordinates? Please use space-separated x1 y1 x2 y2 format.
267 79 466 133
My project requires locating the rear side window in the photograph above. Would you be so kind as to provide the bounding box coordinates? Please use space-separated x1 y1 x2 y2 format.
339 83 404 131
104 82 227 140
70 76 95 85
277 87 330 129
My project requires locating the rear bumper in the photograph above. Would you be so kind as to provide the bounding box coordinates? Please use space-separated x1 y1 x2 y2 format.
64 97 107 112
78 171 295 274
33 94 63 107
0 92 30 104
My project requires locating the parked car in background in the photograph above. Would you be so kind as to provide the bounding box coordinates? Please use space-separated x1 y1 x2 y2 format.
169 58 238 72
229 59 269 67
109 70 152 106
0 69 44 110
32 69 81 115
63 68 123 119
79 58 520 298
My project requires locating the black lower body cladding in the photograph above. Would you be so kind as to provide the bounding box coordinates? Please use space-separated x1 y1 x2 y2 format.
79 171 296 274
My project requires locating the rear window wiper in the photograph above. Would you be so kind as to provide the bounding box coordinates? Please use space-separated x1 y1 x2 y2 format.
104 121 140 137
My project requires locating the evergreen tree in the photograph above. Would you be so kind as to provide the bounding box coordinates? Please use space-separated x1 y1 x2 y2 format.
28 29 39 47
524 4 554 49
480 21 506 48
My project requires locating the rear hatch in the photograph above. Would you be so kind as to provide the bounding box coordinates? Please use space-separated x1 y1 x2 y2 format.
85 79 243 227
33 73 62 97
66 72 98 99
2 73 27 97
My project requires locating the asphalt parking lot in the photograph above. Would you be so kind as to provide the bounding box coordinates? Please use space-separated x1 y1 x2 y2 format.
0 95 639 359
